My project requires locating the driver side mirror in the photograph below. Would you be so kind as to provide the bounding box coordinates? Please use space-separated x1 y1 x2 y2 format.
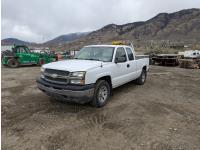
115 56 126 63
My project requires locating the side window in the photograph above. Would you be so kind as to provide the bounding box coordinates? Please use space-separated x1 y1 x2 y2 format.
115 47 127 62
17 47 26 53
25 47 30 53
126 48 134 60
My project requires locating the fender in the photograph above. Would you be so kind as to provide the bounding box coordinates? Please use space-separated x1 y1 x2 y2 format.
85 64 113 85
95 72 111 82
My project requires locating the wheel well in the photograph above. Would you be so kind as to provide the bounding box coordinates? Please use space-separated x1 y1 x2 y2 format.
143 66 147 71
7 57 18 60
96 76 112 89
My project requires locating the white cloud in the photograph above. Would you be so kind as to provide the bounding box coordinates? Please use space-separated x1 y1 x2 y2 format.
2 0 200 42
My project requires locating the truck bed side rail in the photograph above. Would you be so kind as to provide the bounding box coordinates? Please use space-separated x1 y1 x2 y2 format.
135 55 149 60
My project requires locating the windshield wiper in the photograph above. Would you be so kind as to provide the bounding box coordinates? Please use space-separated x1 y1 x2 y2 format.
74 58 86 60
85 58 101 61
74 58 101 61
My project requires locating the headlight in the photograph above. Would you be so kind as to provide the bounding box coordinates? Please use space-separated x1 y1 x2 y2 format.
41 67 45 73
70 71 85 79
70 71 85 85
70 79 85 85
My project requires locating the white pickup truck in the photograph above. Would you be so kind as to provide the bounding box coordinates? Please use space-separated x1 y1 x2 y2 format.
36 45 149 107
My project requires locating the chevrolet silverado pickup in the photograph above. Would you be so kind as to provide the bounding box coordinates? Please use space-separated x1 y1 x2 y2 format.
36 45 149 107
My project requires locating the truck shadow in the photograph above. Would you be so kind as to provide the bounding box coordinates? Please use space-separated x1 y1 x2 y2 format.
113 81 138 94
51 81 138 110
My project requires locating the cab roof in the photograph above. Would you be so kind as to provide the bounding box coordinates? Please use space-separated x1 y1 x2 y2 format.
85 45 132 48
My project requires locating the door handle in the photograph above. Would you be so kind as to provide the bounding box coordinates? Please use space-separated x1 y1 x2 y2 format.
127 64 130 68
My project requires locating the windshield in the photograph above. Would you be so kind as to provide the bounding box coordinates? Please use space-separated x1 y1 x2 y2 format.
75 47 114 62
14 46 31 53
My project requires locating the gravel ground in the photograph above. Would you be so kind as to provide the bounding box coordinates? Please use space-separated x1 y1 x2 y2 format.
1 65 200 150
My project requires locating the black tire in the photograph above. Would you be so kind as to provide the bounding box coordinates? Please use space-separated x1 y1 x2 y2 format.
7 58 19 68
1 58 7 67
152 60 155 65
91 80 111 107
135 69 147 85
38 58 45 66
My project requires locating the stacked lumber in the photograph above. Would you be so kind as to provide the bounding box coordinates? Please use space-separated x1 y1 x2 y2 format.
179 58 200 69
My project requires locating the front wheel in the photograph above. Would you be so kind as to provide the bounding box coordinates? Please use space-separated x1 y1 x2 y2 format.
135 69 147 85
7 58 19 68
91 80 111 107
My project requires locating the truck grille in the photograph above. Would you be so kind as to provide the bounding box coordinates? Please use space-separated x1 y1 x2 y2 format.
44 75 68 83
43 69 69 84
45 69 69 76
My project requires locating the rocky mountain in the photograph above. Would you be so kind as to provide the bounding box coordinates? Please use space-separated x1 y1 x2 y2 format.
2 8 200 51
1 38 31 46
59 8 200 51
1 32 90 46
44 32 90 45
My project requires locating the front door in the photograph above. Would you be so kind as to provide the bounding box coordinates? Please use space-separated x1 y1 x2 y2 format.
112 47 130 88
16 47 31 64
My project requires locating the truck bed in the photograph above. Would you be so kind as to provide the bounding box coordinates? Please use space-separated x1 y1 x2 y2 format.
135 55 149 60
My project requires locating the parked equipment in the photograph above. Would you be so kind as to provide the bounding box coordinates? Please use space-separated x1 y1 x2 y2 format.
178 50 200 69
184 50 200 58
2 45 56 68
151 54 179 66
55 51 70 60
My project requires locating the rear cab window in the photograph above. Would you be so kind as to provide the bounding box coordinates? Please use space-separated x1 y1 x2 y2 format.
125 47 134 60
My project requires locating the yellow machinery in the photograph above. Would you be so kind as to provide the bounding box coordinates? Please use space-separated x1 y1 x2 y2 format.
112 41 127 45
112 41 134 49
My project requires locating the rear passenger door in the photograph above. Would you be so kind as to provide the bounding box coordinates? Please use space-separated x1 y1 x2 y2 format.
125 47 138 80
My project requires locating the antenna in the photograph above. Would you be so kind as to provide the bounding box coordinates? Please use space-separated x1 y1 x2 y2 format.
130 42 134 49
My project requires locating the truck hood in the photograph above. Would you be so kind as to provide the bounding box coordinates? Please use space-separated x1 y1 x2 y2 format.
43 59 104 72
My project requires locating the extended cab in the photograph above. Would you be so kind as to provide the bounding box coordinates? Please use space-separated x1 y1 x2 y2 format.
36 45 149 107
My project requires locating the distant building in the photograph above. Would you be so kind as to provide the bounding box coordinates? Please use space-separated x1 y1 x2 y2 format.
1 45 12 51
29 46 50 53
70 50 79 56
170 44 184 49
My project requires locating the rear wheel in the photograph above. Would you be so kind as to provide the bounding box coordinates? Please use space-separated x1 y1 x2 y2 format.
7 58 19 68
135 69 147 85
1 58 7 66
91 80 111 107
38 58 45 66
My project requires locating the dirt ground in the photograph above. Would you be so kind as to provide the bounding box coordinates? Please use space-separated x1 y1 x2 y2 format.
1 65 200 150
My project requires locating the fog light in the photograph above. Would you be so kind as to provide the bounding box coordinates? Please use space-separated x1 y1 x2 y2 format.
41 67 45 73
41 74 45 78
